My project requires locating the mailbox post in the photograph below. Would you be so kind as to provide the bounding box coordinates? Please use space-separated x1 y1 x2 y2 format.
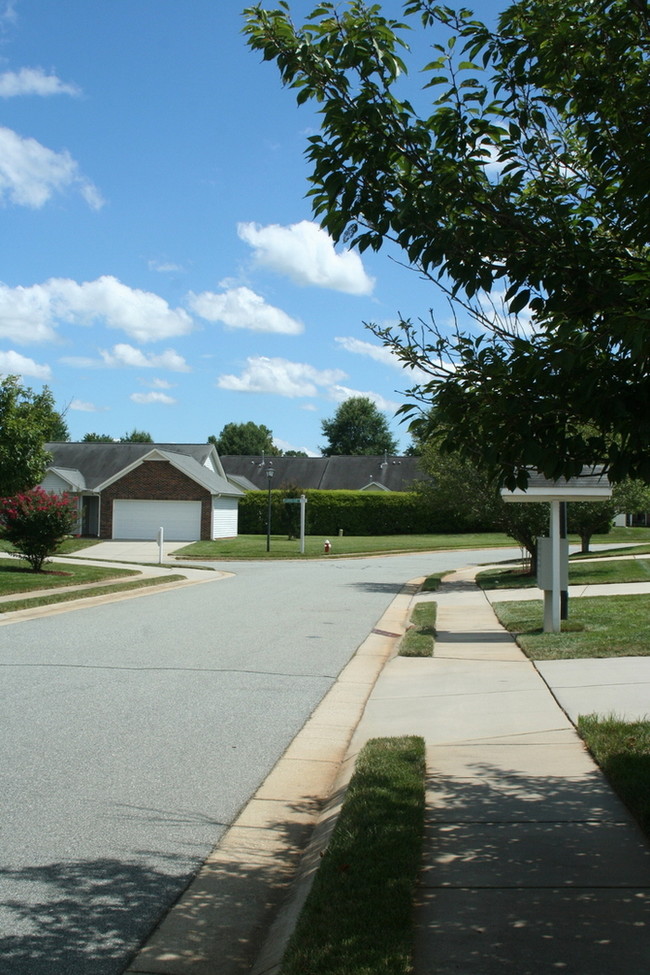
502 469 612 633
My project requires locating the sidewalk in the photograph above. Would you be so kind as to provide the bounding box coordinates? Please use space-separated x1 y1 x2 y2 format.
125 566 650 975
348 567 650 974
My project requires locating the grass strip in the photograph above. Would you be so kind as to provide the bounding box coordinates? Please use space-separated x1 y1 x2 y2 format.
399 602 437 657
478 557 650 590
280 736 426 975
0 560 138 595
174 533 516 560
578 715 650 837
492 593 650 659
0 575 187 613
421 572 445 592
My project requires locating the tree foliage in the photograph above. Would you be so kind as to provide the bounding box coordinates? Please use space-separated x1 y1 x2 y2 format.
120 429 154 443
0 488 78 572
209 421 281 456
320 396 398 455
83 432 115 442
244 0 650 487
0 376 67 495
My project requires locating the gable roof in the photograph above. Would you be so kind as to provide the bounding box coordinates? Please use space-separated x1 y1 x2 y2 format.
45 443 242 497
221 455 430 492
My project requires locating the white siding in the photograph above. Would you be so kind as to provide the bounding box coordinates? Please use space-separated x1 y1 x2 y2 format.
212 497 238 539
113 500 202 541
41 471 71 494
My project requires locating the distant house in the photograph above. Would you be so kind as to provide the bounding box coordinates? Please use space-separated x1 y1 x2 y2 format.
41 443 243 541
221 454 430 493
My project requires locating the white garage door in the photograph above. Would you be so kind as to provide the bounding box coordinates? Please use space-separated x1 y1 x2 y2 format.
112 500 202 541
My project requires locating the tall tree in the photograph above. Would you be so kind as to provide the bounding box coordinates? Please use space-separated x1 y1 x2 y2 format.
321 396 398 456
120 429 153 443
209 421 281 456
0 376 64 494
83 432 115 442
244 0 650 487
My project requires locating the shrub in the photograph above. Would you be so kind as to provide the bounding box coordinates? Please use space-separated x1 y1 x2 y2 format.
0 488 78 572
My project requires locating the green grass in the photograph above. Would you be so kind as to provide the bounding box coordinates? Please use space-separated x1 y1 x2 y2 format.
578 715 650 836
492 593 650 659
0 537 100 555
0 559 138 595
478 557 650 590
421 572 446 592
279 736 426 975
399 601 437 657
0 574 187 614
175 532 515 560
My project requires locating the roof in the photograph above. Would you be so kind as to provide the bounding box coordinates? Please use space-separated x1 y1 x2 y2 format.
45 443 242 497
221 455 431 492
48 467 87 492
501 467 612 503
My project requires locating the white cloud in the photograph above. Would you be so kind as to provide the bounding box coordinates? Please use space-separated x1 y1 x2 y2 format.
149 259 184 273
0 126 103 208
188 285 303 335
335 336 401 368
130 391 176 405
330 384 401 413
335 334 432 382
100 343 190 371
70 398 106 413
237 220 375 295
217 356 346 397
0 349 51 378
0 281 60 343
0 67 81 98
150 377 174 389
0 276 193 344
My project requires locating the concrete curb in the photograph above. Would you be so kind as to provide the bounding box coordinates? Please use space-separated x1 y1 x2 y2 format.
124 579 421 975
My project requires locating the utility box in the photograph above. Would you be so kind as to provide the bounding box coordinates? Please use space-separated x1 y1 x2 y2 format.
536 537 569 590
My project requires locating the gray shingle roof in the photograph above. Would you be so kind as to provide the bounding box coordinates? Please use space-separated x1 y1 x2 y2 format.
45 443 241 496
220 455 430 492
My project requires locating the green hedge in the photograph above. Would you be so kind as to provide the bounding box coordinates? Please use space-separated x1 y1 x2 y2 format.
238 489 455 536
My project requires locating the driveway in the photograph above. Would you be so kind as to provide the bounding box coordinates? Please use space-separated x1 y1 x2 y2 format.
0 547 520 974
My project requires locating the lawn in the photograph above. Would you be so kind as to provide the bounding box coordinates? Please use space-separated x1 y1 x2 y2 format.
399 601 437 657
0 558 138 595
492 593 650 659
175 532 516 560
279 736 425 975
478 557 650 590
578 715 650 837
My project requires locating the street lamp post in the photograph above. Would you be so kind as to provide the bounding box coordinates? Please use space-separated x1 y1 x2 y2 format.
266 466 274 552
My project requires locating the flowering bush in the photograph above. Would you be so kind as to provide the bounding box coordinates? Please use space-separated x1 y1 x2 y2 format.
0 488 78 572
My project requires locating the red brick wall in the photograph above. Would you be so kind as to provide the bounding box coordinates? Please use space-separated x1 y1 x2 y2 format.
100 461 211 538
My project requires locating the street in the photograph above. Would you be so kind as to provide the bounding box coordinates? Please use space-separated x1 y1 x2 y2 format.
0 547 517 974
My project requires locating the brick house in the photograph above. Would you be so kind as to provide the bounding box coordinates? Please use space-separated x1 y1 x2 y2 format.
41 443 243 541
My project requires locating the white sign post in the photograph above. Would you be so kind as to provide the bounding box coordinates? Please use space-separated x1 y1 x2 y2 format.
283 495 308 553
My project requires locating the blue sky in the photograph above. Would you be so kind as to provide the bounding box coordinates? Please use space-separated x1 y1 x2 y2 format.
0 0 502 454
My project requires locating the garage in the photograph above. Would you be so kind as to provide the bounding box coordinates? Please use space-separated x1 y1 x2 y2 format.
112 500 202 541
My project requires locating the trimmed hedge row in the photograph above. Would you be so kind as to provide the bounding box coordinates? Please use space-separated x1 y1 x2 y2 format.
238 489 455 536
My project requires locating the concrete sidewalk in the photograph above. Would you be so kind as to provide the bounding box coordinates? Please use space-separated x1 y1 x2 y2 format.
345 567 650 974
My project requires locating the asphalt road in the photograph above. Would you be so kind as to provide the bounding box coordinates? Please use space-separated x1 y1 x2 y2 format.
0 546 518 974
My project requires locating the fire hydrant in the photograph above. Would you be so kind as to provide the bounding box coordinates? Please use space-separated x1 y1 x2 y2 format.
324 539 331 554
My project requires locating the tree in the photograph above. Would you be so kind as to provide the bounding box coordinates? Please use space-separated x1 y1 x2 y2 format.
284 449 309 457
120 429 153 443
209 421 281 456
244 0 650 487
83 432 115 443
0 376 66 495
0 488 78 572
417 443 547 567
321 396 398 456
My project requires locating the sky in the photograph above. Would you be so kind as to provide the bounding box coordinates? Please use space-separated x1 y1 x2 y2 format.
0 0 503 455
